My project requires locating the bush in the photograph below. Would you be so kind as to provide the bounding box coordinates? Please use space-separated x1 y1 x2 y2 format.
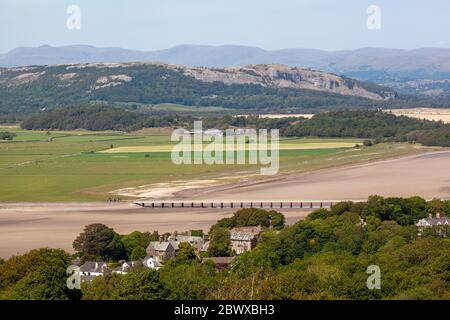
0 131 17 140
130 246 147 260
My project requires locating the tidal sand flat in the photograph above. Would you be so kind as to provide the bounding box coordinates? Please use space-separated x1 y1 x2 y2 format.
1 151 449 258
175 151 450 201
0 202 311 258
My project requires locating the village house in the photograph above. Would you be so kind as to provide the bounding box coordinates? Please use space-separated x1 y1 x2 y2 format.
113 260 140 275
142 256 163 270
201 241 210 252
230 226 262 254
78 258 162 282
146 240 179 262
416 213 450 235
204 256 236 270
79 261 109 282
168 234 205 251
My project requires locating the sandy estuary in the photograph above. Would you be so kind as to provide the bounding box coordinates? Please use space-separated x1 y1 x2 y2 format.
174 151 450 201
1 150 449 258
113 150 450 202
0 203 311 257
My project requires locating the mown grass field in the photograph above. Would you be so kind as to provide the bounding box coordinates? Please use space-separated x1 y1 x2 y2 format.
0 126 425 202
100 139 361 153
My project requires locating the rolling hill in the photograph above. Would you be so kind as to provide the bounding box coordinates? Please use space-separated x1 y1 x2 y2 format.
0 62 396 118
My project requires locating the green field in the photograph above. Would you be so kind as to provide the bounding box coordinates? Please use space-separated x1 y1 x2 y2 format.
111 102 230 113
0 126 424 202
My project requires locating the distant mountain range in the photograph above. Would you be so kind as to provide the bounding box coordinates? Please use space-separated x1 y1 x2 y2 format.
3 44 450 96
3 45 450 75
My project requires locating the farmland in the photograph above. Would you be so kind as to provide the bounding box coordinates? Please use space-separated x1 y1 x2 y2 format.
0 125 427 202
100 140 361 153
387 108 450 123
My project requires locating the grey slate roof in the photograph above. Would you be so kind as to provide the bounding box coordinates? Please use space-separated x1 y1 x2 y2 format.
417 216 450 227
169 235 203 244
80 275 98 282
148 240 179 251
230 226 262 241
80 261 108 273
205 256 236 264
170 241 180 250
149 241 171 251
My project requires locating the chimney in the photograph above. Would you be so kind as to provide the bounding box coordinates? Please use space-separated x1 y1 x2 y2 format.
429 213 433 219
436 213 441 219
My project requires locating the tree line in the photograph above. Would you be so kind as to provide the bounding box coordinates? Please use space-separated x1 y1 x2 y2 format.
20 107 450 147
21 105 145 131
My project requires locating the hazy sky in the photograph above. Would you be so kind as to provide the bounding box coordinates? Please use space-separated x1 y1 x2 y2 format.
1 0 449 53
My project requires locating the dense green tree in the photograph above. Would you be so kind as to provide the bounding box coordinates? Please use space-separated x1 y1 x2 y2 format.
82 270 169 300
9 264 69 300
428 198 446 214
394 287 437 300
112 270 169 300
330 201 354 216
160 261 217 300
365 216 382 232
81 273 122 300
208 227 232 257
307 208 333 220
214 208 285 230
21 105 145 131
232 231 283 276
73 224 126 261
130 246 147 261
359 196 429 225
0 248 77 300
121 230 158 259
177 242 197 263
